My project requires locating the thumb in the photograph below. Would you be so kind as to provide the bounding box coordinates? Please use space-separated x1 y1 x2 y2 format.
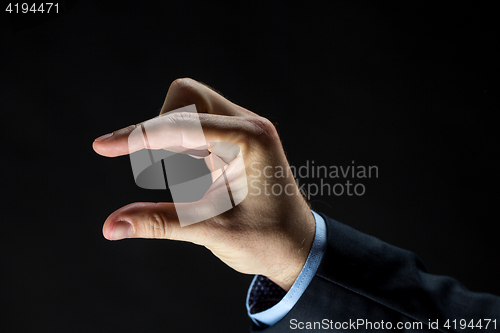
102 202 204 244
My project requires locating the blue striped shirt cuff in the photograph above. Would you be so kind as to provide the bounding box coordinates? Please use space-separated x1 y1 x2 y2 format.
246 210 327 327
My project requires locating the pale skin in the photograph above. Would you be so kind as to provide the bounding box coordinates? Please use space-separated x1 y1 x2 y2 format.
93 78 316 291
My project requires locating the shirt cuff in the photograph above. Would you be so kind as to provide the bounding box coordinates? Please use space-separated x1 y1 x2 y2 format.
246 210 327 327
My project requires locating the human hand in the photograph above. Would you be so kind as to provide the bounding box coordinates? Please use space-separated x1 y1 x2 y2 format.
93 78 316 291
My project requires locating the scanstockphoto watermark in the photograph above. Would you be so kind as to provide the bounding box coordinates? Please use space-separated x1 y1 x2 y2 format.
250 160 378 199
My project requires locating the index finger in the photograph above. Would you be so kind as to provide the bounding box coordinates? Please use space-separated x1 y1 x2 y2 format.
93 108 259 158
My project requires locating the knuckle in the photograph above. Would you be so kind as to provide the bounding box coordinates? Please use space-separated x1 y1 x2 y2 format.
246 116 279 141
167 78 210 113
170 78 197 92
146 213 170 239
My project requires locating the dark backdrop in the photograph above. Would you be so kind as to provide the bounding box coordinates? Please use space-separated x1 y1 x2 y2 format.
1 1 498 332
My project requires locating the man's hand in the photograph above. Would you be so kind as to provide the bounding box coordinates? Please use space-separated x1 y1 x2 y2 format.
92 78 316 291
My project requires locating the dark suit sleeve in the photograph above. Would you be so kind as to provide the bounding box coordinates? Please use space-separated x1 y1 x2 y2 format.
251 213 500 332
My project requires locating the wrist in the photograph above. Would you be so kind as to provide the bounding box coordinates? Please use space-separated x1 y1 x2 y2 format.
266 208 316 291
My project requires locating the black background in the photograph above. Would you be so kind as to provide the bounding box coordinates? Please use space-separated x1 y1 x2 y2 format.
1 1 498 332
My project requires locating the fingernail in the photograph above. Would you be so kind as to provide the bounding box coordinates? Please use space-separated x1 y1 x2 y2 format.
95 132 113 142
107 221 134 240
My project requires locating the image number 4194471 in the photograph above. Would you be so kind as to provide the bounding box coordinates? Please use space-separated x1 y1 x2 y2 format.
5 3 59 14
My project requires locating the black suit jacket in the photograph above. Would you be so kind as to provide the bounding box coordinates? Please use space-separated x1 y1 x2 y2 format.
251 213 500 332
